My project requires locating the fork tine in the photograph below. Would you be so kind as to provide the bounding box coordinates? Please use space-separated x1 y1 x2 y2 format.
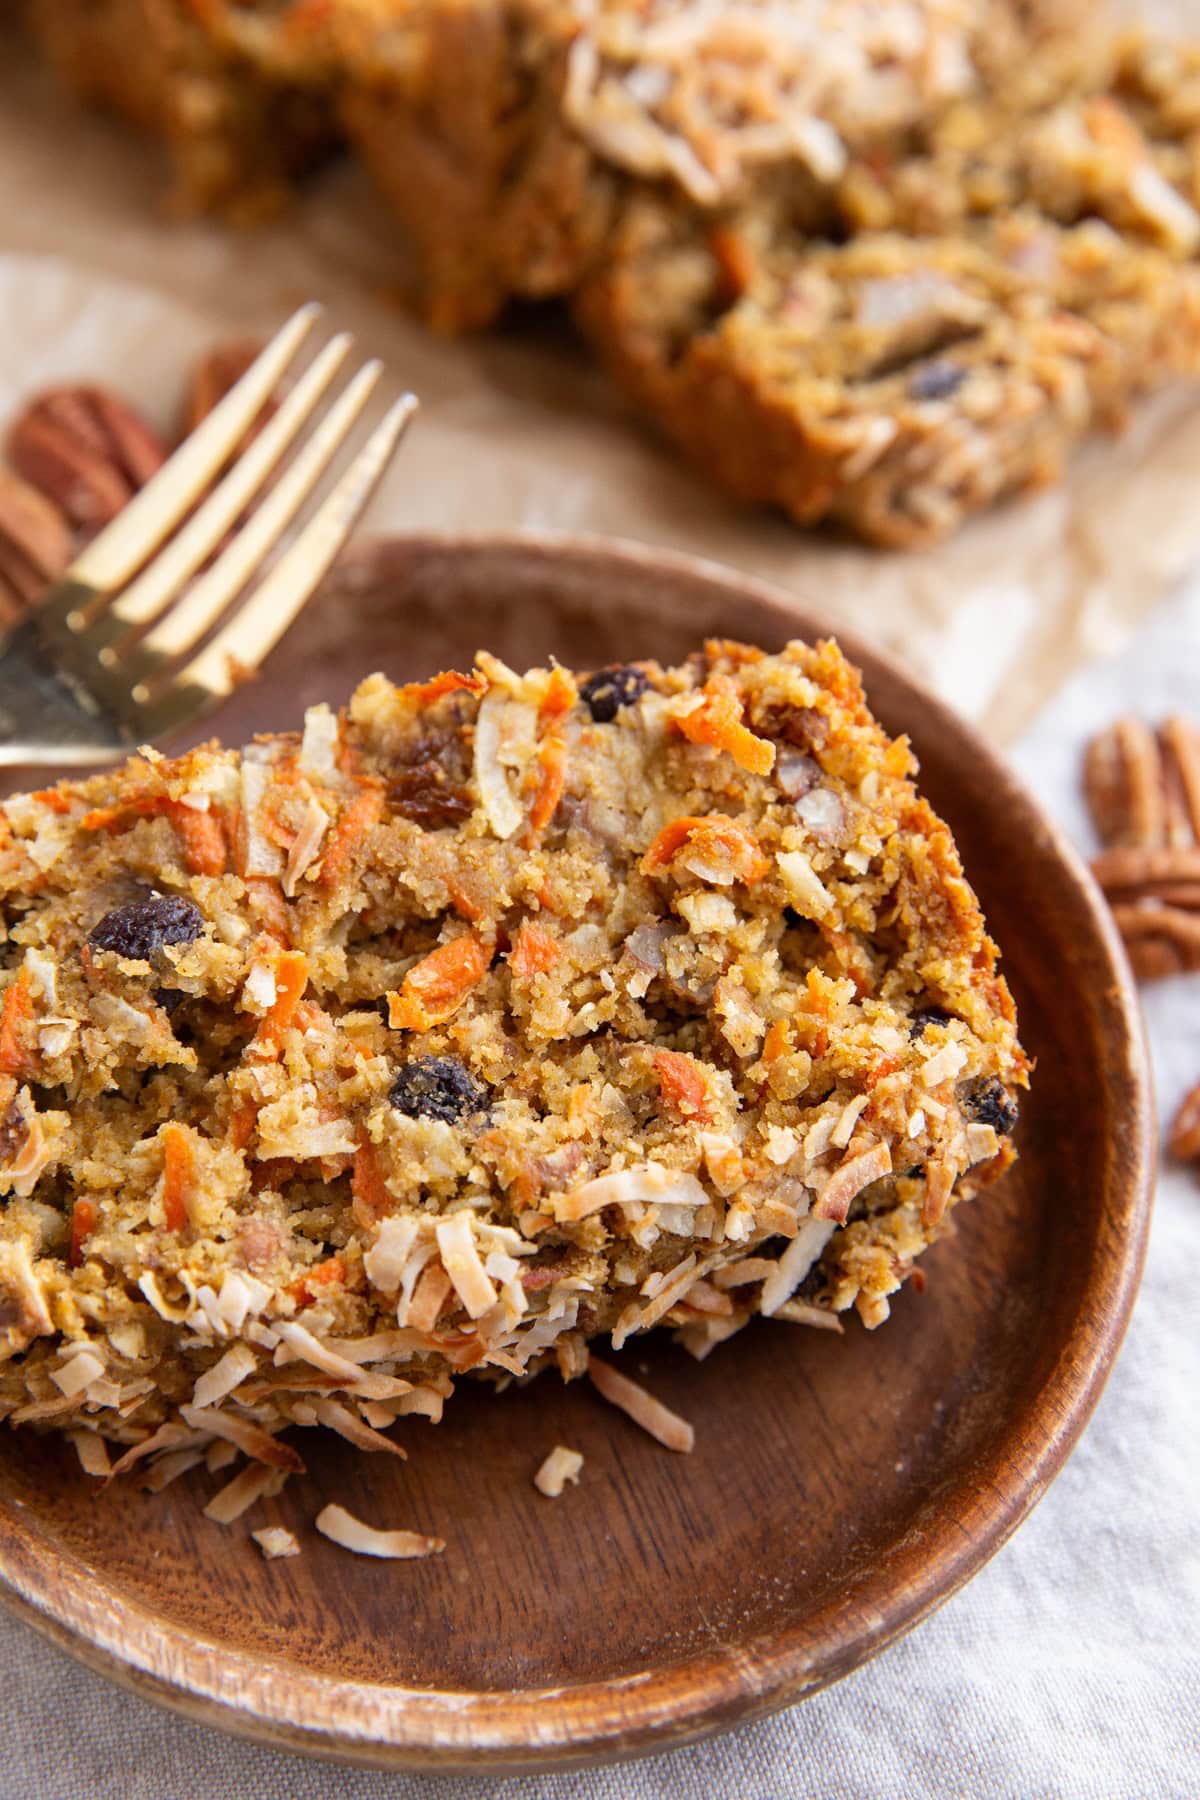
137 393 417 716
66 303 321 596
126 360 384 673
106 333 354 633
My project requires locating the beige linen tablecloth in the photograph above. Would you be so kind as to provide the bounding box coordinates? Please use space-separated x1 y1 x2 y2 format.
0 41 1197 1800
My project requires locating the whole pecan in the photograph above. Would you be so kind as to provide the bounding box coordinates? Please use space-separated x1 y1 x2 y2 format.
1083 717 1165 850
8 386 166 532
1169 1077 1200 1161
0 468 71 623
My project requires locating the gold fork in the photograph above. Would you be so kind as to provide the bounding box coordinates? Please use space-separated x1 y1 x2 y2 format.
0 304 416 768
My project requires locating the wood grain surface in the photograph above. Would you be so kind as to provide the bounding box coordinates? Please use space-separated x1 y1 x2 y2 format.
0 535 1155 1771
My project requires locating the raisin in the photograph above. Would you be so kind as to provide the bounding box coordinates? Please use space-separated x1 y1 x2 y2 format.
88 894 204 962
579 664 649 723
909 361 966 402
909 1005 952 1036
154 987 187 1017
388 762 472 829
961 1076 1018 1134
389 1056 488 1124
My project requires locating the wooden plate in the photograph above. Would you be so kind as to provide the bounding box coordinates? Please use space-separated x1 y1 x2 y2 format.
0 535 1154 1772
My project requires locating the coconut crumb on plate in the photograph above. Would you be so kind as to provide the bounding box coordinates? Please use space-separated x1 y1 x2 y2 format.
251 1526 301 1561
534 1445 584 1497
314 1503 445 1560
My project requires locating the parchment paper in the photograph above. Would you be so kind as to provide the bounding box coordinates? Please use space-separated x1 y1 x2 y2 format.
3 35 1200 744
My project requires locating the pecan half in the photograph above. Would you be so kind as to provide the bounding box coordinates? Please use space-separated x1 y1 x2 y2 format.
1084 717 1166 849
181 340 263 435
1170 1079 1200 1160
1160 716 1200 847
8 386 166 532
0 467 70 622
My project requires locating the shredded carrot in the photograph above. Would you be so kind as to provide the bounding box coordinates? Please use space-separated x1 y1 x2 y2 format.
525 731 566 842
351 1140 392 1227
245 877 291 944
229 1099 258 1151
673 676 775 776
254 950 309 1051
508 920 562 977
866 1053 902 1089
388 934 492 1031
167 801 228 876
81 795 163 832
160 1123 194 1233
653 1049 713 1123
0 971 33 1079
397 668 486 708
709 226 756 303
69 1199 97 1269
509 1167 543 1211
30 788 74 815
641 815 770 884
318 785 382 888
539 666 578 723
761 1019 791 1063
446 877 482 923
289 1254 347 1307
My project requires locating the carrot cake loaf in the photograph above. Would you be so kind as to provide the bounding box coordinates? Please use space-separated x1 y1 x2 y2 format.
0 641 1025 1478
24 0 336 215
574 33 1200 545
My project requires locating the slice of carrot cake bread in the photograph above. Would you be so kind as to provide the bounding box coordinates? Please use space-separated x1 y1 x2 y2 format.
0 640 1024 1470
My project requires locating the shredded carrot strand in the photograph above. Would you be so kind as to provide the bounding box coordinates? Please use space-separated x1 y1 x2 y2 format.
255 951 309 1050
388 935 492 1031
397 668 486 708
167 801 228 876
245 877 291 944
653 1049 713 1123
160 1123 194 1233
229 1099 259 1151
0 971 33 1079
761 1019 791 1063
351 1140 393 1226
508 920 562 977
289 1254 347 1307
30 788 74 815
69 1199 97 1269
641 815 769 884
318 785 382 889
81 795 164 832
673 675 775 776
526 732 566 841
539 666 578 723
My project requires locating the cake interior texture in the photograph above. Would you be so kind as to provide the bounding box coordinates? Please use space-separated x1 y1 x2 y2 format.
0 640 1025 1473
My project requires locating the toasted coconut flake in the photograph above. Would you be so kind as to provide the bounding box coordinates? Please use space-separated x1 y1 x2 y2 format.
282 796 329 898
137 1270 191 1324
588 1357 694 1452
107 1422 199 1482
676 1310 750 1362
760 1217 837 1316
679 1277 733 1316
191 1342 258 1410
142 1447 209 1493
315 1503 445 1560
830 1094 868 1149
50 1348 105 1398
777 849 832 918
473 690 527 840
774 1299 844 1332
534 1445 584 1498
68 1430 111 1477
553 1163 707 1224
364 1215 419 1292
204 1461 286 1524
711 1256 777 1290
213 1269 272 1333
920 1040 968 1087
180 1405 305 1473
812 1142 892 1224
312 1398 407 1458
299 702 339 776
613 1252 715 1350
206 1439 239 1474
435 1212 498 1320
252 1525 300 1560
